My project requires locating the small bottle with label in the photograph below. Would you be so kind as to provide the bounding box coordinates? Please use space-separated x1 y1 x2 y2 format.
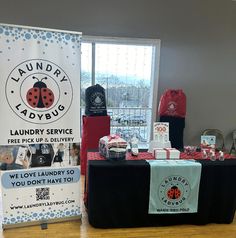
202 149 208 159
130 135 139 156
209 150 216 161
218 151 224 161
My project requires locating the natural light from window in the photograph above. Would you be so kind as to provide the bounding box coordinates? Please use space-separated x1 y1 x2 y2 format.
81 37 160 146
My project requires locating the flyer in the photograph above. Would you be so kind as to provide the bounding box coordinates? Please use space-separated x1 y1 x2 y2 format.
153 122 169 143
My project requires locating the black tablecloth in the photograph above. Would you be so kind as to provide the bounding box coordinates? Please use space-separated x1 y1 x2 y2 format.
87 159 236 228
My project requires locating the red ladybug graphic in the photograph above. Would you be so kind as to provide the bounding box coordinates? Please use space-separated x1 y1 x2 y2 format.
167 186 181 199
26 76 54 108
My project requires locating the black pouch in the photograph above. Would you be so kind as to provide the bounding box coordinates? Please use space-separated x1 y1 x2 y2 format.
31 154 52 167
30 144 54 167
85 84 107 116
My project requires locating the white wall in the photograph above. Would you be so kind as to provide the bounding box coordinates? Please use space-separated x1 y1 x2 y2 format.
0 0 235 149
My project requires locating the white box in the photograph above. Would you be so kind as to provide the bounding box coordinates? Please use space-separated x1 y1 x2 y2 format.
148 140 171 153
153 148 180 160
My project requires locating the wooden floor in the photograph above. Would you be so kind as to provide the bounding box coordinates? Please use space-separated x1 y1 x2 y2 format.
1 176 236 238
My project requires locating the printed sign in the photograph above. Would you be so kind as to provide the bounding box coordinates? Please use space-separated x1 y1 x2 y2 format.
1 166 81 227
0 143 80 170
153 122 169 142
200 135 216 150
0 23 81 145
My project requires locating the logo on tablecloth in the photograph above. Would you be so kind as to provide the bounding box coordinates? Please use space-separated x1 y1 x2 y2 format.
158 175 190 208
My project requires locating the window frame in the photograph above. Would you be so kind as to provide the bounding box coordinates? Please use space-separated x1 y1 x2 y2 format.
81 35 161 141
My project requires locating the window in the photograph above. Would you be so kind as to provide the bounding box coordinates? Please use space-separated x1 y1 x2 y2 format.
81 36 160 147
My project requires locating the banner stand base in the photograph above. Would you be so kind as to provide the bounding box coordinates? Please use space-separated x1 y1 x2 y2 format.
2 214 82 230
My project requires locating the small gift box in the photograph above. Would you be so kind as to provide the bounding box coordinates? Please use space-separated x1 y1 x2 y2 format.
99 134 128 160
153 148 180 160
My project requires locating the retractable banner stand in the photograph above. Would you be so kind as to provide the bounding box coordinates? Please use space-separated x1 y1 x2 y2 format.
0 23 82 228
0 23 81 144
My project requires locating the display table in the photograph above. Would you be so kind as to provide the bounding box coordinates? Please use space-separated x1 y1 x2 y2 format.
86 152 236 228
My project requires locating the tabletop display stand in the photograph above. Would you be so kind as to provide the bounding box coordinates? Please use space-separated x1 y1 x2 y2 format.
80 115 110 175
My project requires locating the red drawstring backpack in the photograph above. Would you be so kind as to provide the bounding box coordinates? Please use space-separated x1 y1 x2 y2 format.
158 89 186 118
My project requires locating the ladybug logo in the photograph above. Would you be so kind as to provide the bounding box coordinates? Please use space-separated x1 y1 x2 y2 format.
166 101 177 115
158 175 190 207
5 59 74 124
90 92 105 107
26 76 54 108
167 186 181 199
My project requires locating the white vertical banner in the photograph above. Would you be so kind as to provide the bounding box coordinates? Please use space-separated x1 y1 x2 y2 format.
0 23 81 145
